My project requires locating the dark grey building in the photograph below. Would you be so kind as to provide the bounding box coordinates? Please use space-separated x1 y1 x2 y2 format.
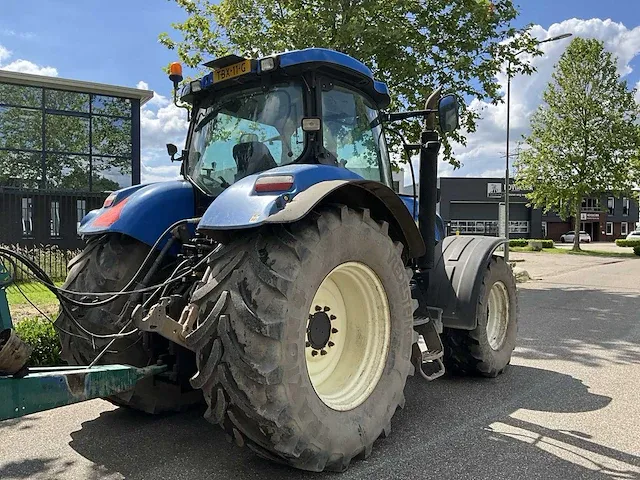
438 177 639 241
0 70 152 248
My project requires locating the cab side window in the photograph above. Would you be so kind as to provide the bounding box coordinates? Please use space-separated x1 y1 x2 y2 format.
321 85 386 182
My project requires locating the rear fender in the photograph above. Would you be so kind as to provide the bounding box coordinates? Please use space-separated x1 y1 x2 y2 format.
78 181 196 250
425 235 506 330
197 164 425 258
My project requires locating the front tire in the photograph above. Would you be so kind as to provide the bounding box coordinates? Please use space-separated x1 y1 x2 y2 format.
56 234 201 413
187 206 414 471
442 256 517 377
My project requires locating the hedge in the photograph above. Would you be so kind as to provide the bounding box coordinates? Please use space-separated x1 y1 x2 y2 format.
509 239 554 248
634 246 640 256
13 317 62 367
615 239 640 248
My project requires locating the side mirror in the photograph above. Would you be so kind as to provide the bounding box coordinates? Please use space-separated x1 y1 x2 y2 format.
166 143 178 161
438 94 460 133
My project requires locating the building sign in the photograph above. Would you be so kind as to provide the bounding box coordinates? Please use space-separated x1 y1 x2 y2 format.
487 182 529 198
580 212 600 221
487 182 503 198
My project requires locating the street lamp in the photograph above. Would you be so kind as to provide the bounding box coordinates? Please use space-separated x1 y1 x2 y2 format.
504 32 572 262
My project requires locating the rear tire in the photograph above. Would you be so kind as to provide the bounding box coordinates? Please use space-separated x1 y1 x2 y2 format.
442 256 517 377
56 234 202 413
187 206 414 471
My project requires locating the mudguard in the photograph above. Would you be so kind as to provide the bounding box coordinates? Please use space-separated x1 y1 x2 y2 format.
425 235 506 330
197 164 425 258
78 180 196 250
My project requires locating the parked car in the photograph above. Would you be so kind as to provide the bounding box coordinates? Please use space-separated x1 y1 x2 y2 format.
560 231 591 243
626 231 640 240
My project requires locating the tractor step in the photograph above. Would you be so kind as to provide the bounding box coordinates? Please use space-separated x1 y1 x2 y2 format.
412 316 445 381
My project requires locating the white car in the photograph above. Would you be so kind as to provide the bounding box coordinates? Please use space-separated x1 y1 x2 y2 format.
626 231 640 240
560 231 591 243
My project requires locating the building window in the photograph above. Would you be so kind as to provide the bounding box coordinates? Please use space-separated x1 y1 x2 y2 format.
621 222 628 236
582 198 600 212
510 221 530 234
392 180 400 192
606 222 613 236
50 200 61 237
622 197 629 216
541 221 547 238
448 220 528 236
607 197 615 215
21 197 33 237
76 199 86 232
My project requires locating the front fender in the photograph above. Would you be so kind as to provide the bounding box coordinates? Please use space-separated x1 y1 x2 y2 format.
425 235 506 330
79 180 195 249
197 164 425 258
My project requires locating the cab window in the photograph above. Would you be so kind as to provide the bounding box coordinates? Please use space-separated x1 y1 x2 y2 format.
321 85 390 183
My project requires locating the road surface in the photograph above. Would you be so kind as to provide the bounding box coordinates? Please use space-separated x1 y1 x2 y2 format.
1 253 639 479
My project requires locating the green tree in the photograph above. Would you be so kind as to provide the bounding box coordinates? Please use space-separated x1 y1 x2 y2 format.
515 38 640 251
159 0 540 167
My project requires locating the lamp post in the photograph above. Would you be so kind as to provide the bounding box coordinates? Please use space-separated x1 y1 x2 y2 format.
504 32 572 262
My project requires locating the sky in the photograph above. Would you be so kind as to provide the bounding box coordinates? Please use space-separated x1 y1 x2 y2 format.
1 0 639 184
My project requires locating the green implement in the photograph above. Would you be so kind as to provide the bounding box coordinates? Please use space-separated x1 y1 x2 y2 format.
0 364 166 420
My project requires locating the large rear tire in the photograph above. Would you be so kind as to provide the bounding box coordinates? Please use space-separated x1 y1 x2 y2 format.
442 256 517 377
56 234 202 413
186 206 414 471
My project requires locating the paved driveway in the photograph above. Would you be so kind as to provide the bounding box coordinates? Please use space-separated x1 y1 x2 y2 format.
1 253 639 479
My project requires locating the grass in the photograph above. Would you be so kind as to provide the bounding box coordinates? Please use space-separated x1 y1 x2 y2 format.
510 246 638 258
5 281 61 322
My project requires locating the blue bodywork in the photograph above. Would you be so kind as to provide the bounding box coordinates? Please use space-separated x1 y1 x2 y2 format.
78 181 195 248
189 48 391 109
398 194 445 243
198 164 362 230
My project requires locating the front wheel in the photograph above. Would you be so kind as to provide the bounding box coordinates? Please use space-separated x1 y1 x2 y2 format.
186 206 414 471
442 256 517 377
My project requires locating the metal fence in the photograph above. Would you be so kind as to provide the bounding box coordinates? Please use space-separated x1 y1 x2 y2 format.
0 187 106 250
1 244 80 282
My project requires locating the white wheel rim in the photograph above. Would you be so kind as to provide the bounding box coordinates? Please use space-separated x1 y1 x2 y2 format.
305 261 391 411
486 281 510 350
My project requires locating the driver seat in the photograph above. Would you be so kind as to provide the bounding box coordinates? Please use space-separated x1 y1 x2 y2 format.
233 135 277 181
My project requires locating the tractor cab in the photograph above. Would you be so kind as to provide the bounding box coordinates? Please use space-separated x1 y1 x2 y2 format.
171 48 394 197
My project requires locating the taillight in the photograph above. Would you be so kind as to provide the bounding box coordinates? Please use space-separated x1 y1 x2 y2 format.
103 193 117 208
254 175 294 193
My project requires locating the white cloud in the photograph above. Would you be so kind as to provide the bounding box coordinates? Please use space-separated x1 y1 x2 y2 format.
1 29 35 40
441 18 640 180
1 59 58 76
0 45 11 63
635 80 640 105
137 80 189 183
0 43 57 76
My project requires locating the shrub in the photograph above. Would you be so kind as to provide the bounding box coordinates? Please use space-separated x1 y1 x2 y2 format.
634 245 640 257
509 239 528 247
509 239 554 248
14 316 62 366
616 239 640 248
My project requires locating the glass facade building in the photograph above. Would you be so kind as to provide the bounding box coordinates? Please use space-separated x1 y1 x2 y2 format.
0 70 152 248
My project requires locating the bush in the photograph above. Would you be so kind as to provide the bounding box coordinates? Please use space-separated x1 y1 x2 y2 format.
616 239 640 248
509 239 528 247
634 246 640 257
509 239 554 248
13 317 62 366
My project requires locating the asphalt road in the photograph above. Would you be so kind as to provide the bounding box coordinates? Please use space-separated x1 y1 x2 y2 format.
2 254 640 480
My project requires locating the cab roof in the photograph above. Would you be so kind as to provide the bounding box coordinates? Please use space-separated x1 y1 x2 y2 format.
186 48 391 109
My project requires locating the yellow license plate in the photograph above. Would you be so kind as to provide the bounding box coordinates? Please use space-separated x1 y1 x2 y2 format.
213 60 251 82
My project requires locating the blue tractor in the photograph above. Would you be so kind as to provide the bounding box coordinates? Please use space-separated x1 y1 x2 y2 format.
54 49 517 471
